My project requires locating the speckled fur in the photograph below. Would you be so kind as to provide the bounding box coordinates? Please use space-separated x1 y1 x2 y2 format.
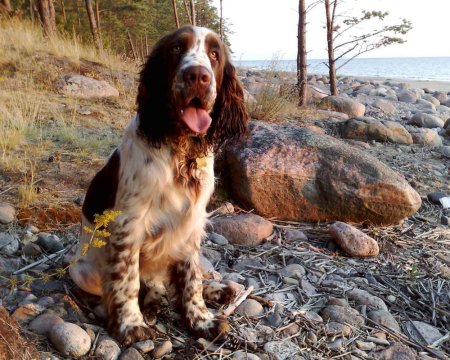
69 26 248 345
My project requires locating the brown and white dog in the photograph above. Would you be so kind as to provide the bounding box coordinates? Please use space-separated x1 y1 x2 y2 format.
69 26 248 345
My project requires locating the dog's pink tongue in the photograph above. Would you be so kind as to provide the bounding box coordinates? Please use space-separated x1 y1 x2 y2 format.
181 107 212 134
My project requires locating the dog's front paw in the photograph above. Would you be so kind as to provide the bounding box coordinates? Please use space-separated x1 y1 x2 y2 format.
191 315 230 341
111 324 156 346
203 280 238 305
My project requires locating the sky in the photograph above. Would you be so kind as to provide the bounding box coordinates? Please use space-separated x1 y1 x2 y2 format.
211 0 450 60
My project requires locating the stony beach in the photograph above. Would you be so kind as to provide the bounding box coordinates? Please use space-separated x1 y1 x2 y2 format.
1 57 450 359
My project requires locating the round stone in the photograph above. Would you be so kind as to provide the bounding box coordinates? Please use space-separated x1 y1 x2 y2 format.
29 313 64 335
236 299 264 318
152 340 172 359
49 322 92 357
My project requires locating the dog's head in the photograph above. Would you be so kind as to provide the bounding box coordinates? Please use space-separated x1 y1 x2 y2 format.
137 26 248 149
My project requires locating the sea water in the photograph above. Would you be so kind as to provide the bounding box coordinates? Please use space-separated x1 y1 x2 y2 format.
235 57 450 82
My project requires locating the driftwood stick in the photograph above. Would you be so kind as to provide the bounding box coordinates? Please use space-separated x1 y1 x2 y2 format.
13 248 67 275
222 286 254 317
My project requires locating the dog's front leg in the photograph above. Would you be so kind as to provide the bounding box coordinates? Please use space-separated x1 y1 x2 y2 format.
170 250 230 341
103 223 155 345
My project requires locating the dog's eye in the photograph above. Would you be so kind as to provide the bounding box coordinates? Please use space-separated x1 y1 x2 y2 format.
210 50 219 61
172 45 182 54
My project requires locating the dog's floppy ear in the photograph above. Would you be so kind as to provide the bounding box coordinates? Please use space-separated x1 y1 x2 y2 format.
209 60 249 147
136 35 177 146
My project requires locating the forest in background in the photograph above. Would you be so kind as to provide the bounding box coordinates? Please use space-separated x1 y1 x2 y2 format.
6 0 230 58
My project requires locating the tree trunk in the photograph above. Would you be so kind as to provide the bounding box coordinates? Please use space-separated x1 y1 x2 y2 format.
95 0 100 32
189 0 196 26
325 0 338 95
297 0 307 106
59 0 66 24
37 0 57 37
0 0 12 14
219 0 223 40
85 0 102 51
183 0 192 25
172 0 179 28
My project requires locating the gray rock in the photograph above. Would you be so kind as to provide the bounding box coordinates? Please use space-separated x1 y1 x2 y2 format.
340 117 413 144
416 98 436 111
23 242 43 257
409 128 443 146
368 310 401 332
49 322 92 357
36 233 64 253
236 299 264 317
263 341 301 360
212 214 273 246
376 342 417 360
327 338 344 352
95 336 121 360
0 233 19 256
199 255 215 275
321 305 364 328
279 264 306 279
0 203 15 224
207 232 229 246
0 256 20 275
325 321 352 336
347 288 388 310
201 247 221 265
133 340 154 353
232 351 261 360
441 216 450 226
284 229 308 242
439 145 450 158
319 96 365 117
152 340 173 359
408 113 444 128
397 90 418 103
422 94 440 106
372 98 397 114
29 313 64 335
404 321 443 345
119 347 144 360
427 192 448 204
433 91 449 103
56 74 119 99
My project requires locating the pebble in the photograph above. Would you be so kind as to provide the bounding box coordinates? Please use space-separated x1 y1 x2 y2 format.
152 340 173 359
427 192 447 204
329 222 379 257
49 322 92 357
29 313 64 335
327 338 344 352
94 336 121 360
266 312 283 328
279 264 306 279
0 232 19 256
12 303 45 323
208 232 229 246
284 229 308 242
119 347 144 360
263 341 301 360
321 305 364 328
325 321 352 336
356 340 376 351
386 295 396 302
404 320 443 345
440 197 450 209
233 351 261 360
133 340 155 353
223 272 246 283
244 277 260 290
201 247 221 265
214 202 235 215
23 242 43 257
441 216 450 226
328 297 349 307
347 288 388 311
36 233 64 253
377 342 416 359
18 293 38 306
212 214 273 246
368 310 401 332
0 202 15 224
236 299 264 317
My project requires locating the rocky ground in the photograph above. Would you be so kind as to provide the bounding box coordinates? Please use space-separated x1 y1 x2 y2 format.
1 34 450 359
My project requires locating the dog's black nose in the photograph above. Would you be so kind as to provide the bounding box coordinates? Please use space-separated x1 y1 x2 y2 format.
183 66 211 89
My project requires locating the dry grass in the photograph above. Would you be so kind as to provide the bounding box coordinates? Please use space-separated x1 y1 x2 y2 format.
0 18 134 72
0 18 135 210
